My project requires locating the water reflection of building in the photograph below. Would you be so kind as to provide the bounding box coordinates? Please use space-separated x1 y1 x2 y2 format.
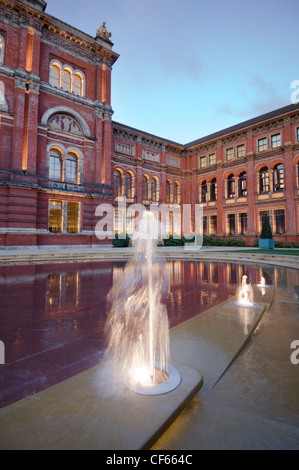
46 272 80 310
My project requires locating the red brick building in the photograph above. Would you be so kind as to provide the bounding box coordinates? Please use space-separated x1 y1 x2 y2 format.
0 0 298 247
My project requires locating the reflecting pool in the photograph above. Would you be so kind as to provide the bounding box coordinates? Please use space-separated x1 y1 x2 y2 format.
0 260 297 407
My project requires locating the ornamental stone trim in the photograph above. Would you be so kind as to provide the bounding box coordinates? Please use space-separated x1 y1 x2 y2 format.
41 105 91 137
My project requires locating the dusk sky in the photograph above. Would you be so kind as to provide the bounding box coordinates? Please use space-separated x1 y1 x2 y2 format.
47 0 298 144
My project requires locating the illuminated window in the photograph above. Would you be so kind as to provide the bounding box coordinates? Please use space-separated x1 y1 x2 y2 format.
210 177 217 201
166 180 173 204
226 148 234 161
142 175 150 201
199 156 206 168
49 63 60 88
271 133 281 149
67 202 80 233
258 137 267 152
273 163 284 192
237 144 245 158
259 211 271 233
62 69 72 93
125 172 134 199
65 153 78 184
73 73 83 97
209 153 216 166
151 177 160 202
174 182 181 204
114 170 123 197
239 213 248 235
259 167 269 193
238 171 247 197
227 174 235 199
49 200 63 232
227 213 236 235
49 149 62 181
49 62 85 97
0 34 5 65
210 215 217 235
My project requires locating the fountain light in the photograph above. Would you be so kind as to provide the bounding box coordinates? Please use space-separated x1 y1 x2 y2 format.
256 276 270 288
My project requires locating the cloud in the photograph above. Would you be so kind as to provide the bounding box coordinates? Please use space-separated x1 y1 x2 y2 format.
244 74 289 117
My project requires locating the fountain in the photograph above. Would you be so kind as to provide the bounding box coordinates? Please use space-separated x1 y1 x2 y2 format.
256 276 270 288
234 275 260 308
104 211 181 395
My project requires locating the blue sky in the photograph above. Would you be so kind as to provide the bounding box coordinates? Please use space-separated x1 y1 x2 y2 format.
46 0 298 144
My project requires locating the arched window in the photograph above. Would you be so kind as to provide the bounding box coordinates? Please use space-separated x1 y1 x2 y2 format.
49 63 60 88
49 62 85 97
201 180 207 203
238 171 247 197
125 172 134 199
49 149 62 181
166 180 173 204
273 163 284 192
65 153 78 184
210 177 217 201
174 182 181 204
151 177 160 202
259 166 269 193
114 170 122 197
227 174 235 199
0 34 5 65
73 73 83 97
62 69 72 93
142 175 150 201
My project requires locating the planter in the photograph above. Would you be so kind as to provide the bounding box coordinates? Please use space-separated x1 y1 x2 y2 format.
259 238 275 249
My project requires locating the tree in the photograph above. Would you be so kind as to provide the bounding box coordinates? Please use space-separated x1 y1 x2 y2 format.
260 214 273 239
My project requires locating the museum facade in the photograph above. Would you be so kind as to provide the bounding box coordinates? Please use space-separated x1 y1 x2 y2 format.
0 0 299 247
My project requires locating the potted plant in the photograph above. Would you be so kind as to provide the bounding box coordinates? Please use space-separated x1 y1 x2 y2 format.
259 214 275 249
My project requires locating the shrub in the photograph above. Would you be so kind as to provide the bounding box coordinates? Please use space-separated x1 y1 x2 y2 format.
163 235 184 246
282 242 294 248
253 239 259 247
226 237 246 247
295 243 299 248
112 233 131 247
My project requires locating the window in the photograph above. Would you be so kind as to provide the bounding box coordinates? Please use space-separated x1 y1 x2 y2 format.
274 209 285 234
0 34 5 65
49 62 85 97
151 177 160 202
271 134 281 148
227 214 236 235
143 176 150 201
210 177 217 201
166 180 173 204
67 202 80 233
210 215 217 235
65 153 77 184
238 171 247 197
199 156 207 168
297 128 299 142
226 148 234 161
125 172 134 199
227 174 235 199
49 149 62 181
201 180 207 203
203 216 208 235
49 64 60 88
258 137 267 152
174 182 181 204
114 170 123 197
237 144 245 158
209 153 216 166
273 163 284 192
49 201 63 232
239 213 248 235
259 167 270 193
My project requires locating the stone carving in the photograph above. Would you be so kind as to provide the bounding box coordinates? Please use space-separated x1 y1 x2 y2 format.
48 113 83 136
115 141 135 157
96 22 112 41
142 149 160 163
166 156 181 168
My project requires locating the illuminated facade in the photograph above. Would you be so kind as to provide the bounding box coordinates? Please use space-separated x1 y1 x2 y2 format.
0 0 299 247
